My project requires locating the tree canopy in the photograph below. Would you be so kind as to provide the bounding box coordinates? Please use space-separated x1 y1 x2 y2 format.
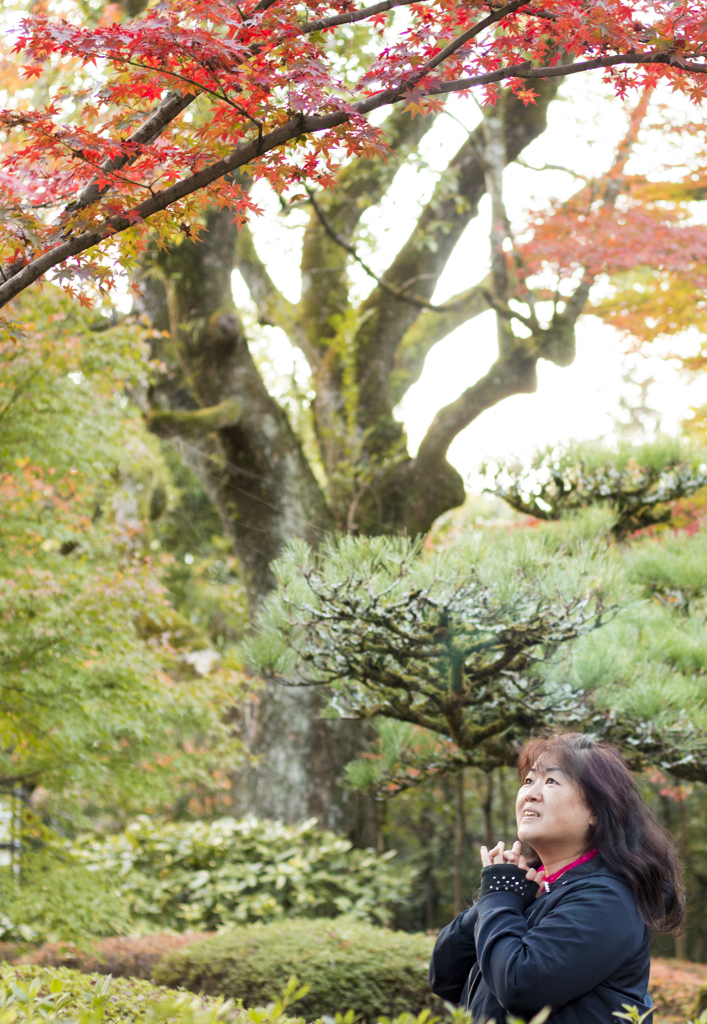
0 286 245 815
5 0 707 307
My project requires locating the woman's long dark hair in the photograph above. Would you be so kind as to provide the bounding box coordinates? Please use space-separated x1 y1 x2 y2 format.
518 732 684 935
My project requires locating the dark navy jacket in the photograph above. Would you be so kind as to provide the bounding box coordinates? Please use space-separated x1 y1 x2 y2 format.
429 857 652 1024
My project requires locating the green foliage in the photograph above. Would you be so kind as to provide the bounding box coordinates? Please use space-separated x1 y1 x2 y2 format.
153 446 248 651
0 966 237 1024
244 529 625 791
484 436 707 537
0 815 131 944
152 918 441 1023
0 966 458 1024
0 287 246 814
623 530 707 613
71 816 414 931
612 1005 652 1024
547 529 707 779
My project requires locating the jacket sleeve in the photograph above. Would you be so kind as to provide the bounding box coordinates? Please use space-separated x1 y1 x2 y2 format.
474 880 644 1017
429 905 479 1003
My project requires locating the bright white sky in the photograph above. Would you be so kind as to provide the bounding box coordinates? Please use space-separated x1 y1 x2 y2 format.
229 71 707 489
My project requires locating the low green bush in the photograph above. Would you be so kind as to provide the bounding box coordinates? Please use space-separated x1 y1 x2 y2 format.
0 840 132 944
0 965 222 1024
152 918 441 1022
0 964 310 1024
72 817 414 931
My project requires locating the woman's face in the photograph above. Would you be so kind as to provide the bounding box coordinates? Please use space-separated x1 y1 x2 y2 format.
516 762 596 853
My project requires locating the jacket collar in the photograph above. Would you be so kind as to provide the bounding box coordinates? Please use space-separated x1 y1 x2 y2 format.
545 853 605 889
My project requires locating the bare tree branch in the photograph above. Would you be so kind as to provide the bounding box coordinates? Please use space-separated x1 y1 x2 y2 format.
352 75 560 445
148 398 243 438
391 279 492 404
234 225 310 353
415 349 538 470
306 185 484 313
298 106 435 366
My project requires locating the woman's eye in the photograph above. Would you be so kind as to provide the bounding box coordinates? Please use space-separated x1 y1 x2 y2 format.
546 777 558 785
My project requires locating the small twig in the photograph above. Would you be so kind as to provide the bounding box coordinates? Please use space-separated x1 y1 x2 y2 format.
305 186 481 313
516 157 588 180
481 288 535 329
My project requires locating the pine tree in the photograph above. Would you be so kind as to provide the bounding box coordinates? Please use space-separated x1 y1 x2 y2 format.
246 441 707 794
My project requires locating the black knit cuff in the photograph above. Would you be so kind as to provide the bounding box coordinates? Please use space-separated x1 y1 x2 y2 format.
479 864 539 910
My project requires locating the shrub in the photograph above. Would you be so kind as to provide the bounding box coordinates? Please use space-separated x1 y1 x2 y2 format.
0 836 132 944
153 918 441 1022
72 817 414 931
0 964 308 1024
0 965 220 1024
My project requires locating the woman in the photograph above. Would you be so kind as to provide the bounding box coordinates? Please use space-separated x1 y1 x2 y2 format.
429 733 684 1024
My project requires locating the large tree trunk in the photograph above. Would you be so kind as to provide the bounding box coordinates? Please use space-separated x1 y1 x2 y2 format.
141 207 377 837
144 207 331 606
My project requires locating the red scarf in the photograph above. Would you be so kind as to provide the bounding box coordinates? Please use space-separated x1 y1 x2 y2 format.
540 848 599 886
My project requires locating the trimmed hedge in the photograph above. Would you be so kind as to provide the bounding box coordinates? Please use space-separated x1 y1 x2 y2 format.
153 918 441 1022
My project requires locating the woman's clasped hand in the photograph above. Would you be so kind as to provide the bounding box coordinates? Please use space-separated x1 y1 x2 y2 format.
479 839 545 894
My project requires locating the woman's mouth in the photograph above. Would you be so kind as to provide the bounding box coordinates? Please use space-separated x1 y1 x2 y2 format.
522 810 540 818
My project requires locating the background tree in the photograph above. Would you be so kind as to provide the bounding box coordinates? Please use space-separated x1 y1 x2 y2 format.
0 286 245 820
483 436 707 539
139 72 707 829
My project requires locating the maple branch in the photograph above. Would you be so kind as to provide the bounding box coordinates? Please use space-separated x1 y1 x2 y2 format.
407 0 532 83
63 90 196 224
301 0 423 32
422 51 707 99
0 111 346 305
47 129 159 198
2 48 706 308
305 185 475 312
58 0 522 198
107 55 264 133
55 0 277 230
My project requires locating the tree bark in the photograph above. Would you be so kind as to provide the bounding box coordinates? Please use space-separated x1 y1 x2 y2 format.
141 208 379 836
